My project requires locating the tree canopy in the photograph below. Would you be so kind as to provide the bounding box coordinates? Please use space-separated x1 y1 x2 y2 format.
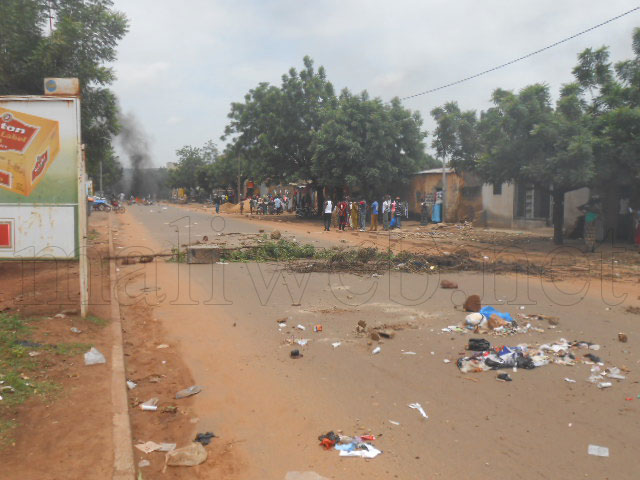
0 0 128 189
222 56 431 201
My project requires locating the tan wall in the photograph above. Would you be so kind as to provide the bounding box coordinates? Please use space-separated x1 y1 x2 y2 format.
409 172 482 222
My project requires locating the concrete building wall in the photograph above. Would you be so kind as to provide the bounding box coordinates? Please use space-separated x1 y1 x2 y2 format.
481 182 515 228
482 182 590 231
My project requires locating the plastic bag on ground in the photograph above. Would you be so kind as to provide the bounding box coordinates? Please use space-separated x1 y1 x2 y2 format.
84 347 106 365
479 306 513 323
175 385 202 399
165 442 208 467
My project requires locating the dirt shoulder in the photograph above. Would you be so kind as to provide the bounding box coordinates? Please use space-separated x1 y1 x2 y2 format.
0 213 115 479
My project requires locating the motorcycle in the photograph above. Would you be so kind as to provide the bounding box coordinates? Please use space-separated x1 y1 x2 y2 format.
110 198 126 214
92 197 111 212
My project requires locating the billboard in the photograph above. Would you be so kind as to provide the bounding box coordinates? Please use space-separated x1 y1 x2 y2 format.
0 96 82 259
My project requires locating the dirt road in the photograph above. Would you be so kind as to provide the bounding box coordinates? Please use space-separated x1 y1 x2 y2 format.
115 204 640 479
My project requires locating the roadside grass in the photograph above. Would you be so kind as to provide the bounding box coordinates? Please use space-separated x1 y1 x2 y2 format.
223 238 326 262
0 313 90 446
87 229 100 241
168 247 187 263
86 314 109 327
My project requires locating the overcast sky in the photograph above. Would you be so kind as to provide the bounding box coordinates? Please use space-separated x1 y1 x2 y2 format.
110 1 640 168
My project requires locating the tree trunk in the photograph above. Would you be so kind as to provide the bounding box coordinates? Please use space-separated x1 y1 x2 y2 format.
315 184 324 217
552 190 565 245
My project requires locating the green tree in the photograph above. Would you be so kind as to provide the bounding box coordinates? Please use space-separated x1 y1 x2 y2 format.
476 84 593 244
0 0 128 189
430 101 480 172
570 30 640 234
311 90 431 199
224 56 337 208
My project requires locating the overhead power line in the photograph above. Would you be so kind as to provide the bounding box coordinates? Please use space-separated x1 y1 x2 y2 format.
401 6 640 101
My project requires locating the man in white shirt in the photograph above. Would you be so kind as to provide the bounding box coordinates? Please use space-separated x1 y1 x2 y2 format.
323 199 333 231
382 195 391 230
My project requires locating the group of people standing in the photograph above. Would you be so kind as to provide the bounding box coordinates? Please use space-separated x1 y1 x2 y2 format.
246 193 290 215
323 196 407 232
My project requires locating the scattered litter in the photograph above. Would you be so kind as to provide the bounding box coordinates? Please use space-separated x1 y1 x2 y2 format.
158 443 176 452
587 445 609 457
618 333 628 343
54 313 66 318
290 349 302 359
314 324 323 332
338 443 382 458
140 398 159 411
285 472 330 480
135 441 162 453
467 338 491 351
408 403 428 419
162 405 178 414
564 378 576 383
319 431 381 458
156 344 169 349
297 324 306 330
175 385 202 399
497 373 512 382
194 432 216 445
70 327 82 334
138 460 150 468
28 351 40 357
295 339 309 346
443 359 451 364
388 420 400 426
372 346 381 355
402 351 417 355
126 380 137 390
165 442 208 467
584 353 601 364
331 342 341 348
84 347 106 365
597 382 612 389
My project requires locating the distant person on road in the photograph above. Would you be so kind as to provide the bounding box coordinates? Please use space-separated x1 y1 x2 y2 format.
323 199 333 231
214 194 221 214
359 200 366 231
338 199 348 230
382 195 391 230
369 198 379 231
394 197 403 229
350 200 359 230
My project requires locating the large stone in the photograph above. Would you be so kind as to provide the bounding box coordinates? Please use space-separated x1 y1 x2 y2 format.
463 294 481 312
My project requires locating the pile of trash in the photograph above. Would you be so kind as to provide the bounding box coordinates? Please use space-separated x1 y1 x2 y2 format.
318 431 381 458
445 296 560 336
457 337 629 388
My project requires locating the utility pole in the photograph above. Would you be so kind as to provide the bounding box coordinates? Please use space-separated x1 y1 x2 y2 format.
99 160 103 194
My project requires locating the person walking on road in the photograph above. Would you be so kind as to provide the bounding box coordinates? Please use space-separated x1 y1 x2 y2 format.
382 195 391 230
369 198 379 231
323 198 333 231
214 194 221 214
